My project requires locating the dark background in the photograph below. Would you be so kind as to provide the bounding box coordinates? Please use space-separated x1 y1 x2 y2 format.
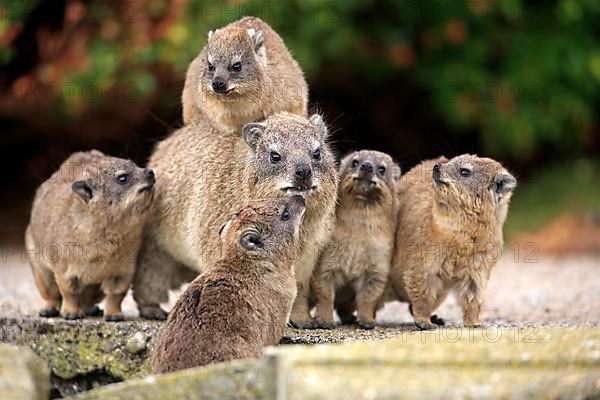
1 0 599 249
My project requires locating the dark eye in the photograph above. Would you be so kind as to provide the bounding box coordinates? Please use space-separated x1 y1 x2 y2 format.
281 208 290 221
208 62 215 72
230 62 242 72
378 166 386 175
270 151 281 163
313 149 321 161
460 168 471 177
117 174 129 185
351 160 359 168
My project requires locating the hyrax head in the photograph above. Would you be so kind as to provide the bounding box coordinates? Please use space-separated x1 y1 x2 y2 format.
71 154 155 220
432 154 516 212
200 25 267 99
339 150 401 205
219 197 306 263
242 112 336 201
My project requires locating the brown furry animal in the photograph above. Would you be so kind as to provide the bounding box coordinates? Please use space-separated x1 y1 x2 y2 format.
182 16 308 132
25 150 155 320
133 112 337 327
150 197 306 374
386 154 516 329
311 150 400 329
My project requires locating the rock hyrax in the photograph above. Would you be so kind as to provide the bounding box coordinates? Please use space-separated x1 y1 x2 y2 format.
387 154 516 329
150 197 306 374
133 112 338 326
312 150 400 329
182 16 308 132
25 150 155 320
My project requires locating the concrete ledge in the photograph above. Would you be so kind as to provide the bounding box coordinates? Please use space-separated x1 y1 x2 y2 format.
73 328 600 399
0 317 410 396
0 344 51 400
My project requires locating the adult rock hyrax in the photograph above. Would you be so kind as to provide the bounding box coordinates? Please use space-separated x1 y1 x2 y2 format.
150 197 306 373
25 150 155 320
387 154 516 329
133 112 338 327
182 16 308 132
311 150 400 330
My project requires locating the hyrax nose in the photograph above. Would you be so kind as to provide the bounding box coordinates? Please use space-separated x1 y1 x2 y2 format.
295 163 312 181
360 161 374 174
432 163 441 180
212 78 227 93
144 168 156 185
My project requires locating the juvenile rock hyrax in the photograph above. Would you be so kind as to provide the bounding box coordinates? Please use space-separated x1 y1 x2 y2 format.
311 150 400 329
387 154 516 329
150 197 306 373
182 16 308 132
133 112 338 327
25 150 155 320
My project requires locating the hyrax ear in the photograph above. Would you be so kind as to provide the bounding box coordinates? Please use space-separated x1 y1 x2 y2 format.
247 28 266 66
240 231 264 251
493 172 517 197
242 122 266 150
208 30 214 40
392 163 402 181
309 114 328 141
247 28 264 52
72 180 93 202
218 220 231 238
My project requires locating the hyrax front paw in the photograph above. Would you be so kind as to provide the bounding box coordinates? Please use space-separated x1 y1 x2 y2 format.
288 319 318 329
105 313 125 322
39 308 60 318
313 320 337 330
431 314 445 326
414 319 437 331
464 321 481 328
63 311 86 320
139 306 168 320
357 319 376 330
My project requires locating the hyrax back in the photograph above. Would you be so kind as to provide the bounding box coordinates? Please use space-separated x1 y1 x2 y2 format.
26 150 155 320
182 16 308 132
150 197 306 374
133 112 338 324
388 154 516 330
312 150 400 329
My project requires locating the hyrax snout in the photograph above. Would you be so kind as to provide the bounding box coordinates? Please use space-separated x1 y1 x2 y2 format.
312 150 400 329
150 197 305 374
26 150 154 321
388 154 516 330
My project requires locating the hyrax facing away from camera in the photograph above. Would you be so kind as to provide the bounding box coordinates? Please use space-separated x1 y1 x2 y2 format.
25 150 155 320
133 112 338 327
387 154 516 329
311 150 400 330
150 197 305 374
182 16 308 132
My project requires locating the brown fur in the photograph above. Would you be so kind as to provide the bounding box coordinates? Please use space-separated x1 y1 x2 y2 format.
386 154 516 329
311 150 400 329
25 150 155 320
150 197 305 373
133 112 338 326
182 16 307 132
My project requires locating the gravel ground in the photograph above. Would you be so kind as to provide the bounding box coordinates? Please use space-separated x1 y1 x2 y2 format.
1 252 598 327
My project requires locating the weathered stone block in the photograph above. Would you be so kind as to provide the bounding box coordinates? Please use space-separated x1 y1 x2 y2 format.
73 328 600 400
0 344 51 400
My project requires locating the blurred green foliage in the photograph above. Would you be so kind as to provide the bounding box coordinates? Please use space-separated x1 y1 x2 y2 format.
1 0 599 160
504 157 600 238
